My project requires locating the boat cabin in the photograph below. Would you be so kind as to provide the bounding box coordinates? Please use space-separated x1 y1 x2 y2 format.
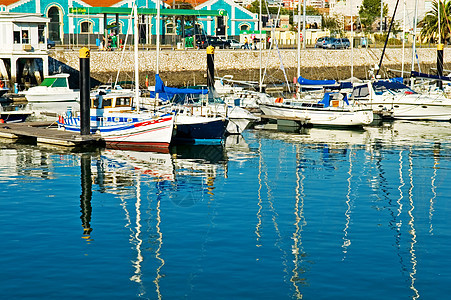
91 92 134 110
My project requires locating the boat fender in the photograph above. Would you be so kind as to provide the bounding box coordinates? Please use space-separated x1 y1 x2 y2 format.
0 80 4 88
0 119 4 123
275 97 283 103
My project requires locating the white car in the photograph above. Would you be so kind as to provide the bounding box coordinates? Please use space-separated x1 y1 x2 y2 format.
227 39 245 49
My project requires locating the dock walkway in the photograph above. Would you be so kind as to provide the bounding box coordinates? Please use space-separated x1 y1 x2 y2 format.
0 121 103 148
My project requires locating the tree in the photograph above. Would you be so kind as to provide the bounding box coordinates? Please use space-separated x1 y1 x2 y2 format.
288 6 322 31
359 0 388 32
247 0 289 15
419 0 451 44
322 15 341 34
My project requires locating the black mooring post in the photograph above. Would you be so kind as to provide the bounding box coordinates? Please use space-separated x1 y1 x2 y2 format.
207 46 215 88
437 43 444 89
79 47 90 136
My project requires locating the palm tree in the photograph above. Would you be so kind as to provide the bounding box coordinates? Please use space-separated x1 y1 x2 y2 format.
419 0 451 44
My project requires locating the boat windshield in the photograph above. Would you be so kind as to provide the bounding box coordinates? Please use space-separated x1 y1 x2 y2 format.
40 78 56 87
39 77 68 88
172 93 224 105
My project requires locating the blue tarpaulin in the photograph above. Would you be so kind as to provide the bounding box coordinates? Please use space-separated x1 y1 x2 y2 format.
298 76 336 86
318 93 331 107
373 80 413 91
155 74 208 96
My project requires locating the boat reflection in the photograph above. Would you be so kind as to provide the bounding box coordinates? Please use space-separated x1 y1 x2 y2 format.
87 143 232 299
254 120 451 149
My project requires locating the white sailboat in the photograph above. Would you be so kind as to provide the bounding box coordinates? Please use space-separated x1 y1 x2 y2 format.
58 4 174 150
257 0 373 128
259 87 374 127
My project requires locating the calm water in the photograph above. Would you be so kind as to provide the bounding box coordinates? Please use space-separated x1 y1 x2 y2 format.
1 120 450 299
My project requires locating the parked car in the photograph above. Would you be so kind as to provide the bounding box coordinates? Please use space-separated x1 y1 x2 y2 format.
196 35 231 49
323 38 349 49
47 39 56 49
339 38 351 48
227 39 245 49
314 36 333 48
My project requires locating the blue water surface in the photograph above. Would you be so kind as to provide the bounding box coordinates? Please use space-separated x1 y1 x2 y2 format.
1 120 450 299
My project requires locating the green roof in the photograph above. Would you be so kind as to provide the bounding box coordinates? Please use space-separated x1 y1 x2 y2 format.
69 7 227 17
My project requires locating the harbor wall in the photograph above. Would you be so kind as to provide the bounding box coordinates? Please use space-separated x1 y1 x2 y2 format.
50 48 451 87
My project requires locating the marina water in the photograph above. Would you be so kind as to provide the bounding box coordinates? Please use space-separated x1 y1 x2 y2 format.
1 120 450 299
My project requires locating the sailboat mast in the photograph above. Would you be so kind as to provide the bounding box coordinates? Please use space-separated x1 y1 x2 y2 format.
156 0 160 74
259 0 262 93
411 0 419 88
401 0 406 77
350 0 353 82
156 0 161 102
297 0 301 79
302 0 306 49
134 4 140 113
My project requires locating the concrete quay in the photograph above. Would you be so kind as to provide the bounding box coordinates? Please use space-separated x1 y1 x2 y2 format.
50 47 451 87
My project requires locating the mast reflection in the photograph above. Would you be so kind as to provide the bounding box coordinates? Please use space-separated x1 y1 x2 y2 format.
429 143 440 235
291 148 307 298
255 139 263 251
396 150 406 271
342 147 353 259
408 150 419 300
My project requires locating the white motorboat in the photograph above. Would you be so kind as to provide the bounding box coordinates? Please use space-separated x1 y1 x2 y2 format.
21 73 79 102
259 90 374 127
352 81 451 121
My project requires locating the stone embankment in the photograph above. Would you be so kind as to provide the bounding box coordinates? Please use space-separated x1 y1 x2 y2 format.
50 47 451 87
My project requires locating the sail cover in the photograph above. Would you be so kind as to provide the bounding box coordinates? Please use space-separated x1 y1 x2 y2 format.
298 76 336 86
155 74 208 95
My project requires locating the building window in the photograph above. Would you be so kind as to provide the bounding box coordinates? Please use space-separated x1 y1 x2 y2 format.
80 21 93 33
240 24 249 32
38 25 45 43
22 30 29 44
108 22 121 35
166 22 175 34
14 31 20 43
48 6 61 41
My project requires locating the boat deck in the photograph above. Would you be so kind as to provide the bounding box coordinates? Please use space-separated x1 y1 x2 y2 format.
0 121 104 148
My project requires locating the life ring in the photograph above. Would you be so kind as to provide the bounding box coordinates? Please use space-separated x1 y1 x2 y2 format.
275 97 283 103
0 80 4 88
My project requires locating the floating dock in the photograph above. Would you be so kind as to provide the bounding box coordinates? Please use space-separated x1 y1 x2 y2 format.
0 121 103 148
